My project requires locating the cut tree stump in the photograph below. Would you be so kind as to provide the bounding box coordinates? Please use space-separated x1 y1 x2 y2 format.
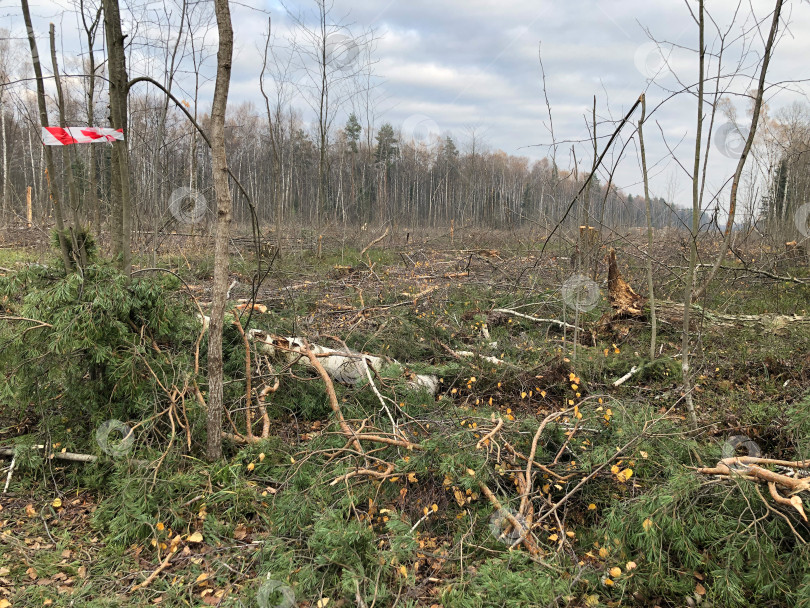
607 248 643 318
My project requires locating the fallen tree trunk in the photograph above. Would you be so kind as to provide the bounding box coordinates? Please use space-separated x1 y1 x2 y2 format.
0 445 97 462
654 300 810 333
247 330 439 394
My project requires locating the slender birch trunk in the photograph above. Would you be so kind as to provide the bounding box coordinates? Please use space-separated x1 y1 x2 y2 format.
206 0 234 461
20 0 73 271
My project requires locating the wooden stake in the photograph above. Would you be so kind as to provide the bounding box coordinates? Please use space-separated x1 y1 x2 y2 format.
26 186 32 227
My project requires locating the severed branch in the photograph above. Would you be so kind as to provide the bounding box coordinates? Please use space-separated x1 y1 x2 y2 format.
612 365 639 387
768 482 807 522
131 536 182 592
520 407 575 517
330 463 395 486
300 339 364 454
492 308 581 332
478 481 541 556
360 226 390 257
476 416 504 449
698 456 810 521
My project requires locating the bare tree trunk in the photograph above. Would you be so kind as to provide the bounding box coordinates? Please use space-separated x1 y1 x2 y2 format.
638 94 657 360
693 0 784 301
103 0 132 275
206 0 234 462
81 0 102 233
50 23 88 268
20 0 73 271
1 95 8 222
259 16 283 255
682 0 705 431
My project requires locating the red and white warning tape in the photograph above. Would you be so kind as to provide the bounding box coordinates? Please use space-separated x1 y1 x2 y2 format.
41 127 124 146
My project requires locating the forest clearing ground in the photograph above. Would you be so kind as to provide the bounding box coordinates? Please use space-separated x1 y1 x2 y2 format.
2 227 810 607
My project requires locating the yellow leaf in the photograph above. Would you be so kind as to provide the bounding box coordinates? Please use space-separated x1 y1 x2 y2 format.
610 567 622 578
187 532 203 543
195 572 209 583
52 498 62 508
626 561 637 571
466 468 475 477
588 504 597 511
407 472 418 483
548 534 558 542
247 462 255 472
259 453 266 461
610 465 620 475
566 530 576 538
316 598 330 608
584 594 600 607
431 503 438 513
156 522 165 531
604 577 614 586
640 451 648 459
598 547 609 559
642 518 653 531
399 565 408 577
0 600 11 608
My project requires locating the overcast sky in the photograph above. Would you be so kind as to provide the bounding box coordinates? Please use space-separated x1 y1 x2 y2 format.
5 0 810 210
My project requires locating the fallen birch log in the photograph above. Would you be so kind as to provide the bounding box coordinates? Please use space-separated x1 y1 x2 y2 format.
654 301 810 333
0 445 97 462
247 330 440 394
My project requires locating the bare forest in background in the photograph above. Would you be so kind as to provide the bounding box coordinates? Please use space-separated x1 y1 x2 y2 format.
2 0 807 246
